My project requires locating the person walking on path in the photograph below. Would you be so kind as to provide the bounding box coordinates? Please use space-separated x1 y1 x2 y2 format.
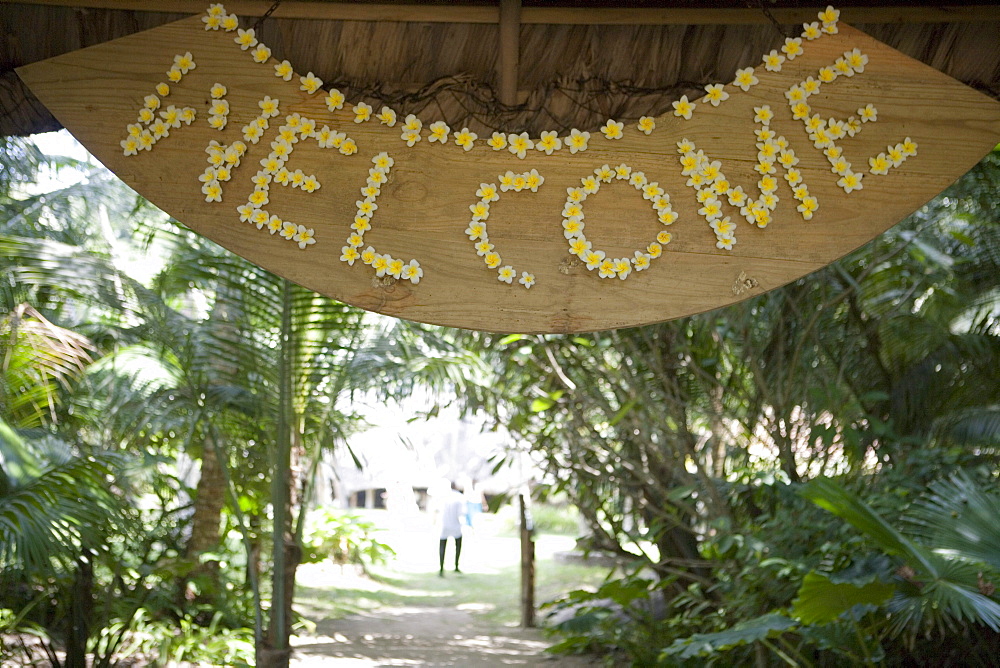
438 482 465 576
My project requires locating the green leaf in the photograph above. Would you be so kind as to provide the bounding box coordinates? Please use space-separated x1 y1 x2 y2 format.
661 613 797 659
530 397 554 412
607 398 638 427
800 478 938 578
792 571 894 624
906 470 1000 570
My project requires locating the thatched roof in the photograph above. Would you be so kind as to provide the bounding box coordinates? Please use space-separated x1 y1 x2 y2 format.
3 1 999 138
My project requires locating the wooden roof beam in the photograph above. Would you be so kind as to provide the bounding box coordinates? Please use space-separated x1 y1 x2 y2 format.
9 1 1000 25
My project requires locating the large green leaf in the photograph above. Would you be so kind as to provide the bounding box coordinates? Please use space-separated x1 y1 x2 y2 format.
792 571 895 624
907 471 1000 570
661 613 798 659
800 477 938 577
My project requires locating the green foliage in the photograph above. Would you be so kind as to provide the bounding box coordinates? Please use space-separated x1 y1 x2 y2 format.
791 571 894 625
301 509 396 568
661 613 798 660
95 609 255 667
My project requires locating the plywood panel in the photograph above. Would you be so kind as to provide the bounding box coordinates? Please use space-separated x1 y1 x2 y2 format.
17 8 1000 333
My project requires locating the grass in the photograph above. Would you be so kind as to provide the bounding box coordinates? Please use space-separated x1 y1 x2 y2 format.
294 510 611 632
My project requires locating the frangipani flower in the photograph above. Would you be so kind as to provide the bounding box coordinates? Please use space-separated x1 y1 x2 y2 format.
869 153 890 175
595 164 614 183
754 105 774 124
702 83 729 107
454 127 478 151
508 132 533 159
781 37 804 59
837 171 864 193
600 119 624 139
583 249 606 270
672 95 695 120
252 44 272 63
762 50 786 72
274 60 293 81
733 67 759 91
525 169 544 192
374 106 397 127
401 129 421 147
567 129 590 153
637 116 655 134
401 260 423 284
326 89 345 111
469 201 490 221
628 171 648 188
845 48 868 73
202 181 222 202
156 82 170 96
497 266 516 284
174 52 195 73
373 152 394 170
475 240 494 257
428 121 450 143
632 252 651 271
341 246 361 265
858 104 878 122
403 114 423 132
120 136 139 156
294 225 316 249
886 144 906 167
465 222 486 240
518 272 535 289
353 102 373 123
819 5 840 25
300 72 323 94
235 28 258 50
568 238 591 257
536 130 562 154
488 132 508 150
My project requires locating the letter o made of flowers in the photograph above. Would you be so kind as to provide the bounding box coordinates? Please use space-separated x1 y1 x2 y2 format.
564 164 676 280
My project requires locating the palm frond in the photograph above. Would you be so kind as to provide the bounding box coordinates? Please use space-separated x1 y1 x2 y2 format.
906 471 1000 571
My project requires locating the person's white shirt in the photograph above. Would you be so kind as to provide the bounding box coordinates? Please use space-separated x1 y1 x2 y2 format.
439 488 465 539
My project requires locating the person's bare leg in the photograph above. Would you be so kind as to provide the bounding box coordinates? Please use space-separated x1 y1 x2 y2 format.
439 538 447 576
454 537 462 573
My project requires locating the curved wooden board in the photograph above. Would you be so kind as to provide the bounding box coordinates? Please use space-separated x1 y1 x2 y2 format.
16 9 1000 333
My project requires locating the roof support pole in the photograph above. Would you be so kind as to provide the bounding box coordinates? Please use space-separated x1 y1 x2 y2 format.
498 0 521 106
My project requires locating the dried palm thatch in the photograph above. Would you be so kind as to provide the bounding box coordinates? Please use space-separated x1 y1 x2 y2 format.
2 1 999 138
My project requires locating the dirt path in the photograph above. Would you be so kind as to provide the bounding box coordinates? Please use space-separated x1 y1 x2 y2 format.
290 514 606 667
290 603 596 666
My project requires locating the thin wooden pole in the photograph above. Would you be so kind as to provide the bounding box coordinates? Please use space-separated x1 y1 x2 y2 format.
498 0 521 107
519 492 535 628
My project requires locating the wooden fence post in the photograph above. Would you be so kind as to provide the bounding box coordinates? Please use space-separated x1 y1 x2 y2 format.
519 491 535 628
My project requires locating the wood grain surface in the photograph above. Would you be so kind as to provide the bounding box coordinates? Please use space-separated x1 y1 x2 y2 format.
16 12 1000 333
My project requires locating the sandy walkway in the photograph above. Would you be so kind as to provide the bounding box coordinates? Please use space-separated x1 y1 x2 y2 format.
290 513 605 667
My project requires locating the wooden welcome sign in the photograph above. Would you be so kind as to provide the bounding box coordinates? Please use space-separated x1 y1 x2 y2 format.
16 4 1000 333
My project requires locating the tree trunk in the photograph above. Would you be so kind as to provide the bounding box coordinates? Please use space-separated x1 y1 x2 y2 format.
180 437 226 611
65 548 93 668
186 438 226 559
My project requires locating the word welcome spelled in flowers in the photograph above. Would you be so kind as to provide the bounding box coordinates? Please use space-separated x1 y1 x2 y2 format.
119 3 917 291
